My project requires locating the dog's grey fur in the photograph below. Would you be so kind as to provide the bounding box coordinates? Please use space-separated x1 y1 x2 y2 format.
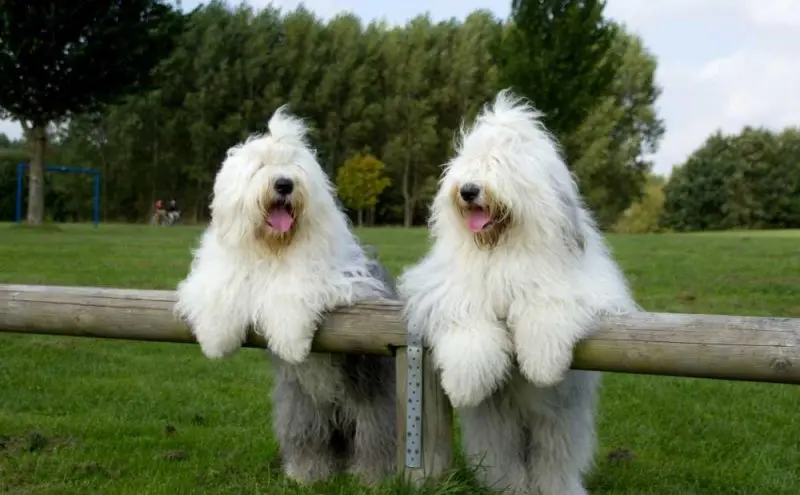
269 248 397 485
459 371 601 494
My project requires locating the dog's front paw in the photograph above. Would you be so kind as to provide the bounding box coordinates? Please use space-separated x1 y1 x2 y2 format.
259 306 318 364
515 336 574 388
440 361 507 408
433 325 512 408
193 325 244 359
269 332 314 364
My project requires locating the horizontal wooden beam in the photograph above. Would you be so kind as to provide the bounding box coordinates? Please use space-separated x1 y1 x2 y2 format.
1 284 798 384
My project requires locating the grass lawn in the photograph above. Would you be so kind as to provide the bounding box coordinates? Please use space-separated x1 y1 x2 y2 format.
1 223 799 494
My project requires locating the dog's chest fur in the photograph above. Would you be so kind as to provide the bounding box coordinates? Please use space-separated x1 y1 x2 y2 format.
243 254 352 310
463 246 558 321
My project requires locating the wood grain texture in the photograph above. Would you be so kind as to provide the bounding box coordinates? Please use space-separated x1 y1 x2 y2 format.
1 284 798 384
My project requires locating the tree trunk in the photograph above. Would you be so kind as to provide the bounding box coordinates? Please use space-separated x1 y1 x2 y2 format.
193 177 202 224
357 209 363 227
402 158 412 228
26 124 48 225
403 201 413 227
150 128 161 221
98 125 109 223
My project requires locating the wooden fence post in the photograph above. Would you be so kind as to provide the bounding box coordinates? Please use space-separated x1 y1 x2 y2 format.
395 346 454 482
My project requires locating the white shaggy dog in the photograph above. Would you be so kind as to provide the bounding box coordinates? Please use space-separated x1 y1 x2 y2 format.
398 90 636 495
174 106 397 485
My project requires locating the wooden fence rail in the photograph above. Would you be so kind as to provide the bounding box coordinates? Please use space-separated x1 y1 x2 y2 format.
1 283 799 480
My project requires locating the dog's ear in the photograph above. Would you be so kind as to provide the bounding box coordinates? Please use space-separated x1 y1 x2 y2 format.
211 199 247 246
558 192 586 255
209 159 251 246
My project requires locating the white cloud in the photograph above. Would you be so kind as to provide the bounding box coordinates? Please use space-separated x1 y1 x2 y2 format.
655 47 800 170
616 0 800 173
740 0 800 28
0 119 22 140
605 0 728 24
2 0 799 176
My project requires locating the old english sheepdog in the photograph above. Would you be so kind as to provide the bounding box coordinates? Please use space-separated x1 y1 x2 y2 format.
174 106 397 485
398 90 637 495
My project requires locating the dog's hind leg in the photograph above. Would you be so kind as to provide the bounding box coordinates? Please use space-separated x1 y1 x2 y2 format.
460 392 532 494
271 363 340 485
346 392 396 484
344 401 395 484
523 371 600 495
342 356 396 485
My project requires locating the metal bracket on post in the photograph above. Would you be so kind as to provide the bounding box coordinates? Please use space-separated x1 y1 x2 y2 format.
405 324 424 469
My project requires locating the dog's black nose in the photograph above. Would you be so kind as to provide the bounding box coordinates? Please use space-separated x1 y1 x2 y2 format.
274 178 294 196
459 183 480 202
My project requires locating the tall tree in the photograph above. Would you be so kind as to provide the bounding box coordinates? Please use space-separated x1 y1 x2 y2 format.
434 11 503 159
314 14 366 175
382 18 441 227
569 24 665 227
0 0 184 224
499 0 619 163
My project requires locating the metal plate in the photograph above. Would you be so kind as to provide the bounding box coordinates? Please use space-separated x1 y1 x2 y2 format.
405 325 423 468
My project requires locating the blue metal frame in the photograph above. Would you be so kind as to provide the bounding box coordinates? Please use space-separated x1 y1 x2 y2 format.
15 162 101 227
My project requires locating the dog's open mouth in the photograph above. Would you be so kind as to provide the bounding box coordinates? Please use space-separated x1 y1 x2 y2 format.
466 206 492 233
266 201 294 234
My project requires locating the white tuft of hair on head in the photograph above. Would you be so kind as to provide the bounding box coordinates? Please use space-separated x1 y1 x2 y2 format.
266 104 311 146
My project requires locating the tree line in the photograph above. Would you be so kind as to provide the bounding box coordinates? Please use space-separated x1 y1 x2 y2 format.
613 126 800 233
2 1 795 232
0 0 665 228
661 127 800 231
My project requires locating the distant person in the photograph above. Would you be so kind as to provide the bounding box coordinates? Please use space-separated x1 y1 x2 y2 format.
152 199 166 225
166 198 180 225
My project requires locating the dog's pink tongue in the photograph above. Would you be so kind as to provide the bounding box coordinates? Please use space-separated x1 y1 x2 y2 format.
268 208 294 233
467 210 491 233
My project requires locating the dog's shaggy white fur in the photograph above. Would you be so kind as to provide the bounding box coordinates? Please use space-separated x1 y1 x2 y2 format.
398 90 637 494
174 106 396 485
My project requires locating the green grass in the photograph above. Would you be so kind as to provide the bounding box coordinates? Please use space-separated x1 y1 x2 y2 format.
1 223 799 494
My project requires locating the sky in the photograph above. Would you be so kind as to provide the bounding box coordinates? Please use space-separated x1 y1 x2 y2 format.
1 0 797 175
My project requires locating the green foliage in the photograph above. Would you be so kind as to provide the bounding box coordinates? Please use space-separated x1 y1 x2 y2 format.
1 3 665 227
335 153 391 224
569 24 665 227
0 0 185 125
0 0 186 224
500 0 619 156
612 175 666 234
661 127 800 231
43 6 511 225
